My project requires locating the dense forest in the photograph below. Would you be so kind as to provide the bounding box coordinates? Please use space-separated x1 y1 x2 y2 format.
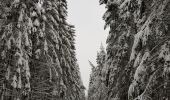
88 0 170 100
0 0 85 100
0 0 170 100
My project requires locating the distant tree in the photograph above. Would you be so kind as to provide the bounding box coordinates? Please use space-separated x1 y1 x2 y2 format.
88 44 108 100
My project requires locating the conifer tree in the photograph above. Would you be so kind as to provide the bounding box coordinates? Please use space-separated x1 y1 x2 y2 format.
97 0 170 100
0 0 85 100
88 44 107 100
99 0 135 99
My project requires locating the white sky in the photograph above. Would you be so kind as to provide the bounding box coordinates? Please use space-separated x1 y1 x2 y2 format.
67 0 108 93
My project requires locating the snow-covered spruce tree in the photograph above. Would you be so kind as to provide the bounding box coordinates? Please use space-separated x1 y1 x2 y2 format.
0 1 33 99
126 0 170 100
0 0 85 100
88 44 108 100
99 0 170 100
99 0 136 99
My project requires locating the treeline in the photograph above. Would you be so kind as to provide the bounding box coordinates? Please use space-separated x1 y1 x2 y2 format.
88 0 170 100
0 0 85 100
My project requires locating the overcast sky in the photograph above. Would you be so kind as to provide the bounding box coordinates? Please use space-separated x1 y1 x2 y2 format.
67 0 108 93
